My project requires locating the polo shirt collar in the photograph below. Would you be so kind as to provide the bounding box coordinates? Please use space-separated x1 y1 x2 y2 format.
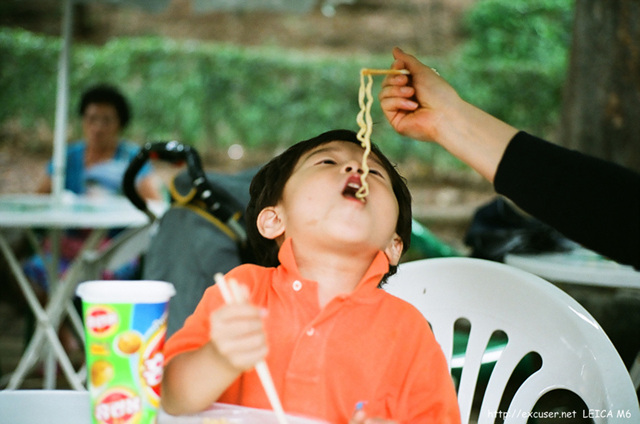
275 238 389 299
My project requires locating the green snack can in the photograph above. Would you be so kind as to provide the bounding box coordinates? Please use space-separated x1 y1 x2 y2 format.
77 280 176 424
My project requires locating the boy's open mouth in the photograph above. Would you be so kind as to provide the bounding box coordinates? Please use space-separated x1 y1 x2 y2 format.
342 175 365 202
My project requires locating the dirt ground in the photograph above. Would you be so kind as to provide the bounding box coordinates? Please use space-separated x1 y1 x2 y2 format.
2 0 476 57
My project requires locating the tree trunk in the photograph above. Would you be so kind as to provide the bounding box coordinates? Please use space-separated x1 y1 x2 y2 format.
560 0 640 172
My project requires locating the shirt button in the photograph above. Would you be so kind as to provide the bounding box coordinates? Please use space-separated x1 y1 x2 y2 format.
306 328 315 336
292 280 302 291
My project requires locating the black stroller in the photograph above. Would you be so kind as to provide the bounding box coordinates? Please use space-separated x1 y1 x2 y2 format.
123 141 256 336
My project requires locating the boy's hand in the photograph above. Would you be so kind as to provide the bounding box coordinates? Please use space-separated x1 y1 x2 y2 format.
209 302 268 371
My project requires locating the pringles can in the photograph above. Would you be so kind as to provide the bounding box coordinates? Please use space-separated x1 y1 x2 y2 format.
77 280 176 424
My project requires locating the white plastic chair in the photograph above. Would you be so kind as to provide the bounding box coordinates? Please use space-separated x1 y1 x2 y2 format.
384 257 639 424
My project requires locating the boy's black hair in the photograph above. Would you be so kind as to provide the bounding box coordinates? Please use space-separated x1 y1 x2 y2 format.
245 129 412 284
79 84 131 128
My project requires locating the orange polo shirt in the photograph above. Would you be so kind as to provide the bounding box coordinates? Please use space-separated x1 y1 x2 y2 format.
164 238 460 424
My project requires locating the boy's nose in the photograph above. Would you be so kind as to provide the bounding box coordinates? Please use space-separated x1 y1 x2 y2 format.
343 161 364 174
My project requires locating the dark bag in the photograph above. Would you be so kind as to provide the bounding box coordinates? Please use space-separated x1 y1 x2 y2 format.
464 197 573 262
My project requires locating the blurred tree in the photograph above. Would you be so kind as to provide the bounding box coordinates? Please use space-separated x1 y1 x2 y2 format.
560 0 640 172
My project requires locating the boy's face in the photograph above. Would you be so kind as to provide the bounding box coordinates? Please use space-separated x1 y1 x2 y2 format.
258 140 403 264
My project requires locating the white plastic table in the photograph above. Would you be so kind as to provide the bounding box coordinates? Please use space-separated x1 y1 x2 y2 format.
505 247 640 289
0 193 156 390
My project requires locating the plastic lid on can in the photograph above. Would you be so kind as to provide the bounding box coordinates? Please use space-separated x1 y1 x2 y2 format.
76 280 176 304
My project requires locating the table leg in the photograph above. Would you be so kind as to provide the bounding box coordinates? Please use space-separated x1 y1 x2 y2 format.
5 324 45 389
7 313 85 390
0 234 49 331
0 233 52 388
0 228 105 390
39 229 105 389
43 229 62 389
43 349 56 390
42 321 84 390
66 301 85 343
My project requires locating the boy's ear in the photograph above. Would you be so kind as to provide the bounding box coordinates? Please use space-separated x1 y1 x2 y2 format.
384 233 404 266
256 206 286 240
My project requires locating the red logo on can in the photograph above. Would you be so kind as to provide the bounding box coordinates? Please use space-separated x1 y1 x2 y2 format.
94 387 141 424
140 324 167 408
86 306 119 337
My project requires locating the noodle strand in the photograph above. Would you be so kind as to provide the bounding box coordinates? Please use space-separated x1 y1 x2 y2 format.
355 68 409 201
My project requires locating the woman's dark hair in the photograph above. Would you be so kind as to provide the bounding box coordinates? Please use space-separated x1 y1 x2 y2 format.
245 129 412 284
79 84 131 128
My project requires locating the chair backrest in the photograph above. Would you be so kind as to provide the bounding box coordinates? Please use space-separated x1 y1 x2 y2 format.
0 390 90 424
384 257 639 424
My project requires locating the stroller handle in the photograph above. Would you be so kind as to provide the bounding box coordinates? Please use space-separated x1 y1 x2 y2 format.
123 141 247 237
123 141 186 217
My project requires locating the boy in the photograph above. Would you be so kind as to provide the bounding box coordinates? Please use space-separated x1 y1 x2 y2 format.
161 130 460 423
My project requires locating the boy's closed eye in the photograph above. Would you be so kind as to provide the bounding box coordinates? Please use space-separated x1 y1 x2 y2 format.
317 158 338 165
313 156 385 176
368 167 385 178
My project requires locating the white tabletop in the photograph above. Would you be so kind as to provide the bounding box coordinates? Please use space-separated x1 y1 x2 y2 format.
0 390 90 424
505 248 640 289
0 193 163 229
0 391 328 424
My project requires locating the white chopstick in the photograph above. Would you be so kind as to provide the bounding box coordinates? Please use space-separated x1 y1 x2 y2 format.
213 273 290 424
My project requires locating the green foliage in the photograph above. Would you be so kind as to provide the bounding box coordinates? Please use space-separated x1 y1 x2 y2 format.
0 28 430 163
0 29 60 148
0 0 573 167
448 0 574 136
461 0 573 63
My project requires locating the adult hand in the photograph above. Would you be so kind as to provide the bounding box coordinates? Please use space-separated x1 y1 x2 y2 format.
380 47 518 182
379 47 461 143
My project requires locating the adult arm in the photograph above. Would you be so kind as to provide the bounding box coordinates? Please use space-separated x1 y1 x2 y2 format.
495 132 640 269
